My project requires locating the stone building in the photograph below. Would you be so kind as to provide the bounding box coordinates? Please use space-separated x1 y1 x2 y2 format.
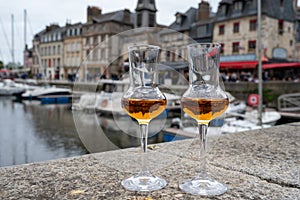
213 0 297 68
295 4 300 60
63 23 83 80
32 24 65 80
160 1 215 63
81 6 134 80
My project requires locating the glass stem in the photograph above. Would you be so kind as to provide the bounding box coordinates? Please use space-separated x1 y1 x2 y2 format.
139 123 149 175
198 123 208 178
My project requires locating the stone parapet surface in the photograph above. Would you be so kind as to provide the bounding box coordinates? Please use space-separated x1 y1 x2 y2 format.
0 122 299 199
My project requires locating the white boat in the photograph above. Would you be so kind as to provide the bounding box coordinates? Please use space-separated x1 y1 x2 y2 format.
225 92 247 114
72 78 181 116
73 91 181 116
21 86 72 100
170 108 281 136
0 79 26 96
228 110 281 126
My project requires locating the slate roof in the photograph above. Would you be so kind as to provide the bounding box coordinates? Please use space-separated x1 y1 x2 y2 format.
92 9 134 25
215 0 296 22
168 7 197 32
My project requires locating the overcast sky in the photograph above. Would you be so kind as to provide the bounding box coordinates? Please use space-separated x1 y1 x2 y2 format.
0 0 220 65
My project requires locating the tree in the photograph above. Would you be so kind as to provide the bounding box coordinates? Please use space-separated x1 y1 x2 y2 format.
0 60 3 69
5 62 21 69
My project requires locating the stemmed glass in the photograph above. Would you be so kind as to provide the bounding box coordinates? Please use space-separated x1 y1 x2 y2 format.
179 43 229 196
121 45 167 191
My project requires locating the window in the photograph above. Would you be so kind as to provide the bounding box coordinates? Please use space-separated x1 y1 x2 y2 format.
220 43 225 54
220 5 227 15
101 35 106 42
219 24 225 35
232 42 239 53
249 19 257 31
177 49 182 59
166 51 170 61
198 25 207 36
86 37 90 45
101 49 106 60
234 1 243 11
149 13 155 27
86 49 90 59
248 40 256 52
278 20 284 35
176 15 182 24
249 0 257 8
280 0 284 7
93 49 98 61
233 22 240 33
137 13 142 27
290 40 293 46
93 36 98 45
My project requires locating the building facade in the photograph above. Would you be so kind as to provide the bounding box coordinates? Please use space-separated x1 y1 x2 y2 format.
29 0 300 82
63 23 83 80
213 0 296 63
32 24 65 80
81 6 133 81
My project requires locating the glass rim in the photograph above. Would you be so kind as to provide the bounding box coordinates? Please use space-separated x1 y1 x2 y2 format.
128 44 160 51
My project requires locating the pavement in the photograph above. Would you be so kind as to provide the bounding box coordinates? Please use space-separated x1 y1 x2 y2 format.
0 122 299 199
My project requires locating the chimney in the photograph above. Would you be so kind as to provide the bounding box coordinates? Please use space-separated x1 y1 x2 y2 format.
198 1 210 21
123 9 131 24
87 6 102 22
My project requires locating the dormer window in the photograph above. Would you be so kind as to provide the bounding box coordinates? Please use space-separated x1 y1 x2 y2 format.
176 14 182 24
234 1 243 11
220 5 227 16
249 0 257 8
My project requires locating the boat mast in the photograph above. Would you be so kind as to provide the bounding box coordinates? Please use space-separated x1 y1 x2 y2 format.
257 0 263 126
24 10 27 48
24 9 27 67
11 14 15 67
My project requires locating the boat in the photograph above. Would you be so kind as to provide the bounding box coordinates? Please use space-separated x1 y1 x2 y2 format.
0 79 26 96
226 111 280 126
21 86 72 100
169 108 281 137
72 78 181 116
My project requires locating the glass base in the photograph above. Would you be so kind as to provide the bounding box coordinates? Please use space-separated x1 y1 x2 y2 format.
179 177 227 196
121 173 167 192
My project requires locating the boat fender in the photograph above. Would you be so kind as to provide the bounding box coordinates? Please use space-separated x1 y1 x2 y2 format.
248 94 259 106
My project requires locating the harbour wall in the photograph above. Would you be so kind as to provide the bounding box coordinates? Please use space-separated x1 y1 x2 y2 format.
18 79 300 108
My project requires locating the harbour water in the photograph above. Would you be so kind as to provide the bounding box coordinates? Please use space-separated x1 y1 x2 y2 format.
0 96 167 167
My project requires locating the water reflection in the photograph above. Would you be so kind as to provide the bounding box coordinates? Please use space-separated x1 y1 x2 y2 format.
73 110 168 153
0 97 170 167
0 97 88 167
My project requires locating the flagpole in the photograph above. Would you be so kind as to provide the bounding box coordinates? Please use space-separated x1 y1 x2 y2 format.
257 0 263 126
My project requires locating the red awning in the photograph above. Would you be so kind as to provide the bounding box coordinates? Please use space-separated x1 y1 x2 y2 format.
0 69 11 73
220 61 258 69
262 62 300 69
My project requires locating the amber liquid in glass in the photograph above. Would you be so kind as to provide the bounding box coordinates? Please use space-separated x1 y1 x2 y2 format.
181 97 229 124
121 98 166 124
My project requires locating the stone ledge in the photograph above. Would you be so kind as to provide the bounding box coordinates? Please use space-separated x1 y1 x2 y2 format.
0 122 299 199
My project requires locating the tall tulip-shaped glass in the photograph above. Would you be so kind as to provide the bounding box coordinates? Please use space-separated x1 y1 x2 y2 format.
179 43 229 196
121 45 167 191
